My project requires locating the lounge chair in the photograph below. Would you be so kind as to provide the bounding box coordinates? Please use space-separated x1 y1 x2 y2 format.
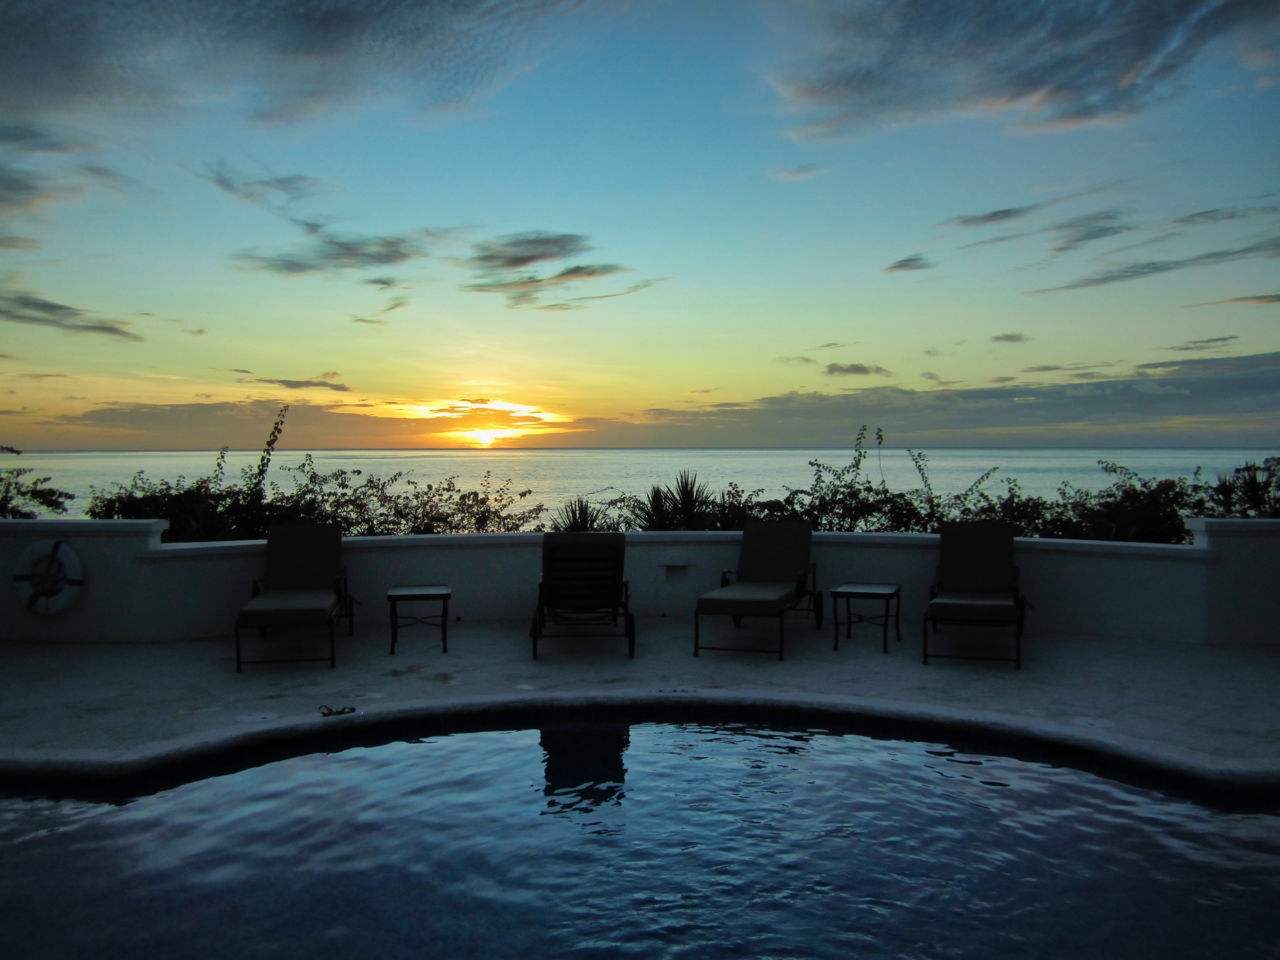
234 523 354 671
531 531 635 659
693 520 822 660
922 520 1026 669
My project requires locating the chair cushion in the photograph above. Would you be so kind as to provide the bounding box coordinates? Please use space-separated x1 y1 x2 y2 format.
925 591 1019 623
697 581 799 617
238 589 339 627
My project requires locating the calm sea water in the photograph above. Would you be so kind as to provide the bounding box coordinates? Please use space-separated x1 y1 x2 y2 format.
2 722 1276 959
10 447 1273 518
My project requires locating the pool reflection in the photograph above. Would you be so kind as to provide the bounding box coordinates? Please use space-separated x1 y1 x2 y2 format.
539 722 630 814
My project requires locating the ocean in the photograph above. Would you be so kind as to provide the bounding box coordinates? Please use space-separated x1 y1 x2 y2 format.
8 447 1273 519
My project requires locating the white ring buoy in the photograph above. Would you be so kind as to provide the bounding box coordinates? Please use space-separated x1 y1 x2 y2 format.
12 539 85 615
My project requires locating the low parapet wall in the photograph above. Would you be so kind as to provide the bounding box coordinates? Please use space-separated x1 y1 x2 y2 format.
2 519 1276 645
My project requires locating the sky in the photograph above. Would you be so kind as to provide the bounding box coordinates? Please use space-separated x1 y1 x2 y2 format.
1 0 1278 451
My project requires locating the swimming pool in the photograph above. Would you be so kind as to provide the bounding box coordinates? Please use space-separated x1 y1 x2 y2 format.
2 721 1277 959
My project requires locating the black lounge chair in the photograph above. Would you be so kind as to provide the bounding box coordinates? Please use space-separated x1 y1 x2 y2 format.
234 524 354 671
922 520 1026 669
531 532 635 659
693 520 822 660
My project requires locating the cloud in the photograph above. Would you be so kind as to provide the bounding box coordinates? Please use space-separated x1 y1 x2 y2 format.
1167 336 1239 352
884 254 934 272
1046 211 1134 254
236 372 351 392
352 316 390 326
1173 204 1280 225
0 122 87 154
0 287 143 340
465 232 591 272
778 356 816 365
825 362 891 376
0 235 41 250
0 160 76 214
235 231 429 275
0 0 587 125
1035 234 1280 292
461 231 649 309
945 204 1044 228
772 164 830 181
992 332 1028 343
921 371 961 387
1194 293 1280 306
621 353 1280 447
204 163 330 209
775 0 1280 138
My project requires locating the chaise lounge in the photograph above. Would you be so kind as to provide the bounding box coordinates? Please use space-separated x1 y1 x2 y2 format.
922 520 1026 669
693 519 822 660
234 523 354 671
531 531 636 659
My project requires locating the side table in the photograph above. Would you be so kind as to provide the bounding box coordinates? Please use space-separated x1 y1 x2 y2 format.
388 584 452 654
830 582 901 653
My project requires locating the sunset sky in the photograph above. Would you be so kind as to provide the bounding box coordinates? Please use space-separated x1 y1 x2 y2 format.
2 0 1278 450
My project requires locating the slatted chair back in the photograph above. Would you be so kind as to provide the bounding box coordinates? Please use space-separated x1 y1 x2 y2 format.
263 524 342 591
541 532 627 613
937 521 1016 593
736 520 812 584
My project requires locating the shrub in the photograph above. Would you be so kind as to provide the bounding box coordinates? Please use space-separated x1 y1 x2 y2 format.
86 407 545 540
0 445 75 519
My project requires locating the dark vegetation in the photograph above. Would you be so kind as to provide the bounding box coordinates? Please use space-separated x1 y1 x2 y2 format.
1 445 75 519
6 416 1278 543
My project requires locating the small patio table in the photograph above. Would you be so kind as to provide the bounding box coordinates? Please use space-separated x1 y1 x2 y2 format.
830 582 901 653
387 584 451 654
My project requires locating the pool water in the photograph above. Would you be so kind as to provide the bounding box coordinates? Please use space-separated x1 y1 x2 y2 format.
2 722 1277 959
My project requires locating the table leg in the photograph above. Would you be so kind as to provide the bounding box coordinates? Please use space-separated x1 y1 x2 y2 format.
389 598 399 655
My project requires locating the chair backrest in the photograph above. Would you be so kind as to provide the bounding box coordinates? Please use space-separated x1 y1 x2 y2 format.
263 524 342 590
541 531 626 611
937 521 1016 593
736 520 812 584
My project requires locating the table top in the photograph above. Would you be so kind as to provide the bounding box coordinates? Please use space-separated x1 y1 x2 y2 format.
830 582 900 597
387 584 452 599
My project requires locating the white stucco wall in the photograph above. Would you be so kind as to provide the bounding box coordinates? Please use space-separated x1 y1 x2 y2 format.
3 519 1276 645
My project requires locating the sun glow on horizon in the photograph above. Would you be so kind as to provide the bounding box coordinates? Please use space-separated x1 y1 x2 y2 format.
383 398 575 447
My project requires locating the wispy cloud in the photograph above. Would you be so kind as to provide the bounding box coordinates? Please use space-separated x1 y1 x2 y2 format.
992 332 1029 343
884 254 934 272
1173 203 1280 225
236 371 351 392
778 356 816 365
461 231 648 309
1167 336 1239 352
0 287 143 341
826 362 891 376
772 164 830 181
0 0 586 125
1193 293 1280 306
775 0 1280 139
1034 234 1280 292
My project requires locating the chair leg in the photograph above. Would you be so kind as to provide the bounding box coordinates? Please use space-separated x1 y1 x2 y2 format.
777 617 785 661
922 616 930 665
235 623 242 672
693 612 700 656
327 618 336 668
626 612 636 659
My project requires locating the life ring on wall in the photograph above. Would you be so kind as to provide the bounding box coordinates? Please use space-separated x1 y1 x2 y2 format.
12 539 85 615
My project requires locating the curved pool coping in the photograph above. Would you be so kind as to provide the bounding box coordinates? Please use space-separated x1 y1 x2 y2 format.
2 690 1278 808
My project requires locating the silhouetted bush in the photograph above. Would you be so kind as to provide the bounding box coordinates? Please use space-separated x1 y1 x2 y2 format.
30 413 1280 543
86 406 544 541
0 445 75 519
